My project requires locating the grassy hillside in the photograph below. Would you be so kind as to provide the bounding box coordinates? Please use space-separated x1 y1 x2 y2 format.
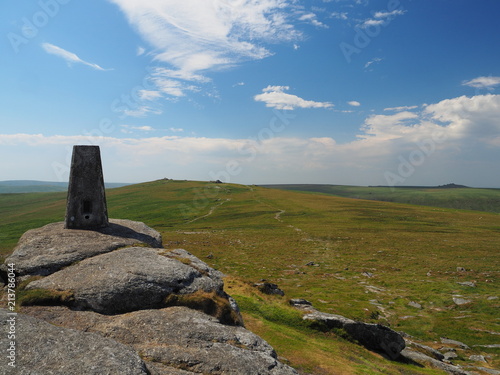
1 180 499 374
261 184 500 213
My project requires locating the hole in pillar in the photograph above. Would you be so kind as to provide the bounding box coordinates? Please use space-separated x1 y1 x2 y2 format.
82 201 92 220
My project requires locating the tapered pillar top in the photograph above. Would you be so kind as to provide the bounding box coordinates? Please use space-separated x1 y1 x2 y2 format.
65 145 109 230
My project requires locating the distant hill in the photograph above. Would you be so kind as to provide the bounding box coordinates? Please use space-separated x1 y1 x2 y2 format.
369 183 469 189
0 180 130 194
260 183 500 213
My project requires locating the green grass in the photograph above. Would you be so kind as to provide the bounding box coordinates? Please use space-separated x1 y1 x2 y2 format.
1 179 499 374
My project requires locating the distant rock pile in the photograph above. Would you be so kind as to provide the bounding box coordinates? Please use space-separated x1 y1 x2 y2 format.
1 220 298 375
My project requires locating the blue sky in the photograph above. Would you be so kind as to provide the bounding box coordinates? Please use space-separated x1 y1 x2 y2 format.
1 0 500 187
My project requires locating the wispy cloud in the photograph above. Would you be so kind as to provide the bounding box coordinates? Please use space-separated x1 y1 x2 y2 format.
348 101 361 107
462 76 500 89
254 86 334 110
331 12 348 20
360 9 406 28
123 106 162 118
120 125 155 134
136 46 146 56
41 43 110 71
108 0 301 85
299 13 328 28
364 57 383 69
384 105 418 112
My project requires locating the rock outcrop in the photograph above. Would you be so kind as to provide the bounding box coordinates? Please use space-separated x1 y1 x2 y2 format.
0 308 150 375
1 219 162 277
21 305 297 375
3 220 298 375
25 247 225 315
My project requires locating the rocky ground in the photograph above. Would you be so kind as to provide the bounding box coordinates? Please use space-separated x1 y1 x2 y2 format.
1 219 497 375
0 220 298 374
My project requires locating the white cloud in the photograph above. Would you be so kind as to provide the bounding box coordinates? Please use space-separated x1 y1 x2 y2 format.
364 57 383 69
169 127 184 133
384 105 418 112
331 12 348 20
360 111 420 141
254 86 334 110
120 125 156 133
299 13 328 28
424 94 500 141
138 90 162 101
136 46 146 56
462 76 500 89
108 0 301 79
362 19 384 27
41 43 110 71
348 101 361 107
123 106 162 117
360 9 406 28
373 10 406 19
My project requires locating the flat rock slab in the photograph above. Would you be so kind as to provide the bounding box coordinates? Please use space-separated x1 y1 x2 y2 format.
26 247 224 315
23 305 299 375
0 308 149 375
400 349 469 375
2 219 162 277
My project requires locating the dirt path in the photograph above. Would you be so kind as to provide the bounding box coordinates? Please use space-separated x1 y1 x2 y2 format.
184 198 232 224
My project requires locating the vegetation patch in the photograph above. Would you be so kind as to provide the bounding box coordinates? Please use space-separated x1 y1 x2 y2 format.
17 288 75 307
164 291 243 326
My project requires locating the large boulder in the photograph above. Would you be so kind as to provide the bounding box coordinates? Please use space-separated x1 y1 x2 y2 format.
1 219 162 277
25 247 225 315
23 305 299 375
303 311 405 360
0 308 149 375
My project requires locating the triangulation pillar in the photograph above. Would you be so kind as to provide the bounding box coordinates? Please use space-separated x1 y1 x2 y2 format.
64 145 109 229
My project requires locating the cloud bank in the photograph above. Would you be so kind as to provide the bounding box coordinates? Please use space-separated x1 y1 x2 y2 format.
2 95 499 187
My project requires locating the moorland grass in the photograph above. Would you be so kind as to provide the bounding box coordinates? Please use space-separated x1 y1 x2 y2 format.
1 180 499 373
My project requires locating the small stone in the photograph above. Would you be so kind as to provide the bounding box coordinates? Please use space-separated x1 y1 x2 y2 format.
441 338 470 349
206 253 214 259
362 271 374 278
255 282 285 296
289 299 313 310
469 355 487 363
457 281 476 288
443 351 458 360
456 267 466 272
487 296 498 301
453 297 472 306
408 301 422 309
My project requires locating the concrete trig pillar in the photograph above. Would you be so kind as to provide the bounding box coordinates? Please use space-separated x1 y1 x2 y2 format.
65 145 109 229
